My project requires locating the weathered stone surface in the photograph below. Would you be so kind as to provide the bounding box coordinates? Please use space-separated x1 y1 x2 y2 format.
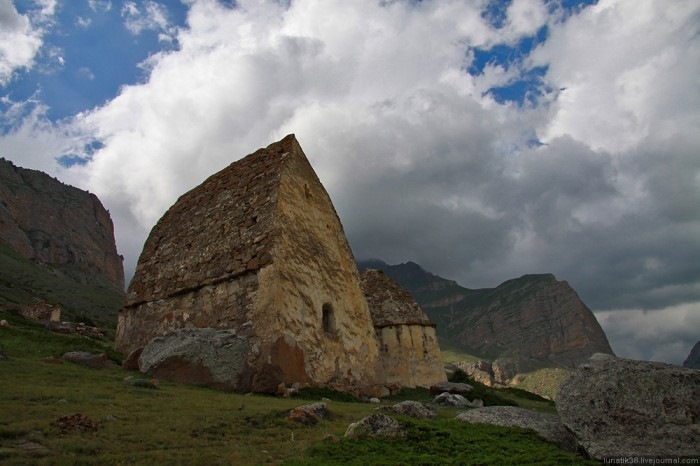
430 381 473 395
683 340 700 369
121 347 143 371
19 300 60 323
380 401 436 420
557 353 700 459
457 406 578 453
0 158 124 289
344 414 406 439
117 135 381 392
433 392 481 408
361 269 446 388
288 402 328 425
456 360 495 386
62 351 117 369
138 328 250 391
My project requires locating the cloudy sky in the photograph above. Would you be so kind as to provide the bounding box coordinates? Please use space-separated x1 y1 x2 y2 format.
1 0 698 365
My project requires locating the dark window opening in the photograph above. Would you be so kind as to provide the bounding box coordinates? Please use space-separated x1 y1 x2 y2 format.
322 303 335 336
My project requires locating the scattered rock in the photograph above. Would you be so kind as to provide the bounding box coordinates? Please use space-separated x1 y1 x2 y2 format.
14 439 50 455
557 353 700 459
457 406 578 453
287 402 328 425
368 397 381 404
0 346 8 361
49 321 106 339
0 319 8 327
429 381 473 395
121 347 143 371
62 351 117 369
322 434 340 444
380 400 436 420
105 415 118 422
344 414 406 439
52 413 99 434
123 376 159 389
433 392 482 407
138 328 251 391
276 382 288 397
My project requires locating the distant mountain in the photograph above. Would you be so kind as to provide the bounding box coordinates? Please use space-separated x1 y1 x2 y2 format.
357 259 613 369
683 341 700 369
0 158 125 328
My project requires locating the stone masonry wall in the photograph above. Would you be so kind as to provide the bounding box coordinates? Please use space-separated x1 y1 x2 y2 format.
116 272 259 355
376 324 446 387
250 137 380 388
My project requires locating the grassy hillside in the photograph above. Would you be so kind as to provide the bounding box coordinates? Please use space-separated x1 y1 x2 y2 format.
0 311 596 465
0 243 124 333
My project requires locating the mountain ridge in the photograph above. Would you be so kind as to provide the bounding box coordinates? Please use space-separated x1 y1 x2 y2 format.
357 259 613 369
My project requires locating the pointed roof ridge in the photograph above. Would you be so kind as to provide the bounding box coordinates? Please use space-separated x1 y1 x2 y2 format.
361 268 434 328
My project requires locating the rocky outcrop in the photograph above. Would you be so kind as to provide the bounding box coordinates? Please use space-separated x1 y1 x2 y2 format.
138 328 252 391
62 351 117 369
683 341 700 369
359 261 613 370
457 407 578 453
288 402 328 425
557 353 700 460
429 381 473 395
344 414 406 439
434 392 483 408
379 401 436 420
118 135 383 393
361 269 446 388
0 158 124 289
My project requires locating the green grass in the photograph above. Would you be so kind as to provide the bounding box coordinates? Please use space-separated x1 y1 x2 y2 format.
286 419 595 465
0 316 594 465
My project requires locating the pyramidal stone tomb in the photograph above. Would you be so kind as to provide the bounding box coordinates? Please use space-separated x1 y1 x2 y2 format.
117 135 445 394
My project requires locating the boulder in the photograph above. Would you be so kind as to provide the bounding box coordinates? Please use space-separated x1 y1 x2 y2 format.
344 414 406 439
457 406 578 453
380 401 436 420
123 376 159 389
429 381 473 395
138 328 251 391
557 353 700 459
288 402 328 425
433 392 482 408
121 347 143 371
62 351 117 369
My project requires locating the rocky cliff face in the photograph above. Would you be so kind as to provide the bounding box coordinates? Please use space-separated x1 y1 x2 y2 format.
683 341 700 369
359 260 613 369
0 158 124 290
